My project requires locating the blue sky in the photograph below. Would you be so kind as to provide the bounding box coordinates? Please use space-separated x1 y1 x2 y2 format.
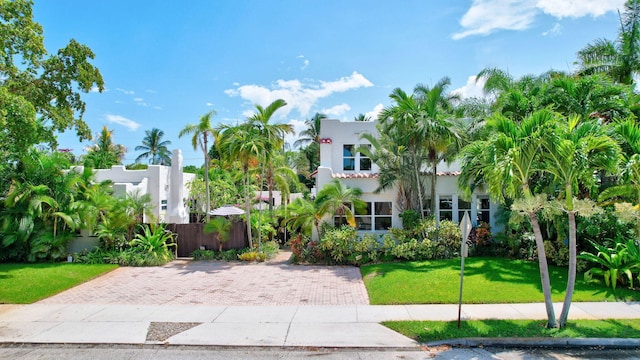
34 0 625 166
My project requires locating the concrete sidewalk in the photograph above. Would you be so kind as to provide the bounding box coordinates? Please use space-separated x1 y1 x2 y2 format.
1 302 639 348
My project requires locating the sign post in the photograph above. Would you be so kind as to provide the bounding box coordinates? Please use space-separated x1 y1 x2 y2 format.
458 211 472 329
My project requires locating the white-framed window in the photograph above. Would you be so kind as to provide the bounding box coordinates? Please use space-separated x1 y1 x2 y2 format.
334 201 392 230
477 196 491 224
359 144 372 171
343 145 356 170
343 144 372 171
439 195 453 221
458 198 471 222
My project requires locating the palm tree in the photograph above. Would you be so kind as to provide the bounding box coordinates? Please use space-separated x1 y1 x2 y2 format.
294 112 326 148
459 109 559 328
600 119 640 238
179 110 217 221
217 123 265 248
541 115 620 327
414 77 462 217
204 216 232 252
84 126 126 169
378 88 428 218
316 179 366 227
280 197 320 238
360 128 416 211
354 113 371 122
135 128 172 165
477 68 548 122
542 74 631 123
576 0 640 85
248 99 293 213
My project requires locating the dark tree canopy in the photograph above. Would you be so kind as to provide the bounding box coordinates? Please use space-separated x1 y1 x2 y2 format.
0 0 104 157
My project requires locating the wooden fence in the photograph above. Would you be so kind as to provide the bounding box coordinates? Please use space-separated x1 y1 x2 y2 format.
166 221 248 257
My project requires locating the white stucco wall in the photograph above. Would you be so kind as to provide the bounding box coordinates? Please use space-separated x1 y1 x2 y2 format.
71 158 195 223
317 118 498 232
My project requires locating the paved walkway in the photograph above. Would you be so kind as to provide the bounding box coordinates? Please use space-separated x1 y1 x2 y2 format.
38 251 369 306
2 251 640 348
2 302 640 347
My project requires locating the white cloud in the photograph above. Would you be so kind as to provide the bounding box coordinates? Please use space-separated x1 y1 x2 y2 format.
542 22 562 36
116 88 135 95
453 0 624 39
90 85 103 93
225 72 373 117
145 89 157 94
536 0 624 18
322 103 351 116
133 97 144 102
365 103 384 121
205 102 214 107
105 114 141 131
301 59 310 70
242 109 256 118
452 75 489 99
453 0 537 40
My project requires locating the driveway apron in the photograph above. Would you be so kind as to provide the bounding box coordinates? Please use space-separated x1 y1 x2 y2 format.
37 251 370 306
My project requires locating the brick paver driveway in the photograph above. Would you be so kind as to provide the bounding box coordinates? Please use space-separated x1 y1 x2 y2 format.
38 251 369 306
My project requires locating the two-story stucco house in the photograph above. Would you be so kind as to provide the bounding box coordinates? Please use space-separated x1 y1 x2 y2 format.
315 119 498 232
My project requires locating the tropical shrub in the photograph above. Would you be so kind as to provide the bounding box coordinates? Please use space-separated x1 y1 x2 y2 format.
127 224 176 266
579 238 639 290
191 249 216 260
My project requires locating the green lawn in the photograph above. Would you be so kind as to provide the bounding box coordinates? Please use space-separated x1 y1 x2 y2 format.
361 257 640 304
0 263 118 304
384 319 640 342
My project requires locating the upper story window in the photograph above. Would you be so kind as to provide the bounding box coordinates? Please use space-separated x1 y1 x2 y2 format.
343 144 372 171
343 145 355 170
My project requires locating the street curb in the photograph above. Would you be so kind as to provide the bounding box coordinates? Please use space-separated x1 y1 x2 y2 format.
0 343 425 352
426 337 640 349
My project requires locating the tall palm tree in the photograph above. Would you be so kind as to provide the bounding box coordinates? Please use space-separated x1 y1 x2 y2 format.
576 0 640 85
294 112 326 148
360 127 416 211
179 110 217 221
316 179 366 227
459 109 559 328
217 123 265 248
477 68 547 122
541 115 620 327
414 77 462 217
135 128 172 165
379 87 428 218
248 99 293 213
84 126 126 169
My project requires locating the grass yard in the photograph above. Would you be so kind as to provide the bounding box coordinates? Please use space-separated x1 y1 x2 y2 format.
361 257 640 304
384 319 640 342
0 263 118 304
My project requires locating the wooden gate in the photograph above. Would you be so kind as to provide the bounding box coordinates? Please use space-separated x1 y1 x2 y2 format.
166 221 248 257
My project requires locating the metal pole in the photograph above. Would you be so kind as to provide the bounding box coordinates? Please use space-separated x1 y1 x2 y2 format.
458 211 471 329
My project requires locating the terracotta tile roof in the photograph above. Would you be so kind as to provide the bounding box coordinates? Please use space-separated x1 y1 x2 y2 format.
332 172 380 179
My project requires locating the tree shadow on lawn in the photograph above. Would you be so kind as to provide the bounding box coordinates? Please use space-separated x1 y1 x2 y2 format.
458 257 639 301
365 257 640 301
